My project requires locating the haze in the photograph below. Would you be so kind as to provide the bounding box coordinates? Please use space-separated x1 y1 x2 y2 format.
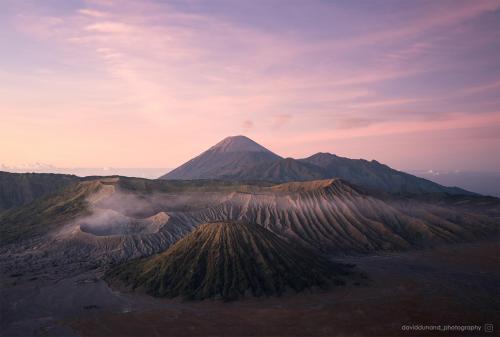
1 0 499 171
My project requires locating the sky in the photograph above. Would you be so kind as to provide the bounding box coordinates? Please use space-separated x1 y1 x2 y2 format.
1 0 499 172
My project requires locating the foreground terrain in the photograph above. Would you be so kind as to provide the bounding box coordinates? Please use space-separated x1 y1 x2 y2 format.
1 166 499 336
1 242 498 337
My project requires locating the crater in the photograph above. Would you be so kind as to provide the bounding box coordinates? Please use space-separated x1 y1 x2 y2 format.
78 209 168 237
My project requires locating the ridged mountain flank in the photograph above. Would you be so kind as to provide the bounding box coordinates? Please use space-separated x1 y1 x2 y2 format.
160 136 281 180
222 157 326 182
300 153 473 195
106 222 353 300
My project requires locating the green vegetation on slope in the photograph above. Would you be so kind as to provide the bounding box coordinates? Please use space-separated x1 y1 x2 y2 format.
106 222 352 300
0 180 102 245
0 171 80 211
116 176 273 194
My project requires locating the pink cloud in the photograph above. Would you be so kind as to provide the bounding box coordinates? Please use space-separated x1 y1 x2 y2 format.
78 9 107 18
290 111 500 144
2 0 499 169
272 114 292 129
457 80 500 95
242 120 254 131
85 21 133 33
310 0 500 51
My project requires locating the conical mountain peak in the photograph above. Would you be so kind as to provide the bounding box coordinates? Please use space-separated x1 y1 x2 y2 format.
160 135 281 180
106 222 351 300
209 135 275 154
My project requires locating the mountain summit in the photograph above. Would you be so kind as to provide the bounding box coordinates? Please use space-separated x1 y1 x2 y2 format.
208 135 277 154
160 136 281 180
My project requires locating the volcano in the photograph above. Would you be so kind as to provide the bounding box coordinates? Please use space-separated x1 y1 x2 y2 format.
106 222 353 300
160 135 281 180
160 136 473 196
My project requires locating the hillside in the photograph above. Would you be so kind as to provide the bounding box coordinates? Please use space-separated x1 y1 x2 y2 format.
0 171 80 211
171 179 497 253
106 222 353 300
300 153 473 195
0 178 114 244
222 157 325 181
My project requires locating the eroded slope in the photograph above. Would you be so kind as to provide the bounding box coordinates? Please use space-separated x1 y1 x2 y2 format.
1 177 497 283
106 222 352 300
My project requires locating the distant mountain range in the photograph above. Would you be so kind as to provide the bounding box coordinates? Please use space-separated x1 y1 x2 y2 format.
410 170 500 198
3 137 495 196
161 135 474 196
0 164 169 179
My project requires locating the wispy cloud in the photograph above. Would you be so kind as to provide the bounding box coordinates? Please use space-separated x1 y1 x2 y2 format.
85 21 133 33
457 80 500 95
241 120 254 132
291 111 500 143
78 8 107 18
272 114 292 129
1 0 499 170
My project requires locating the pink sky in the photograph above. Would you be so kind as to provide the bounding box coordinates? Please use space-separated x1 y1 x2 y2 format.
1 0 499 171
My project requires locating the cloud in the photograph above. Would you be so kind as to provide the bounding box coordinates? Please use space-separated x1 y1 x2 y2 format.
311 0 500 51
291 111 500 144
335 117 380 129
2 0 499 169
456 80 500 96
242 120 254 131
85 21 133 33
346 98 424 109
272 114 292 129
78 9 107 18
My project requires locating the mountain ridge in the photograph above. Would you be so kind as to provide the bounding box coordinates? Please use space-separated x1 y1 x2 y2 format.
160 136 475 196
300 152 473 195
2 176 497 285
0 171 80 211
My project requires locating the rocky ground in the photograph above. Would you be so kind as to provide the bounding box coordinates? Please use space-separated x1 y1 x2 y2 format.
1 241 498 337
